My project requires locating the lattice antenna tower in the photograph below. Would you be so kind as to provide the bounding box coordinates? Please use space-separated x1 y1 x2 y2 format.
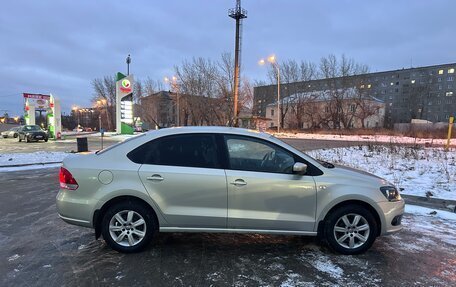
228 0 247 126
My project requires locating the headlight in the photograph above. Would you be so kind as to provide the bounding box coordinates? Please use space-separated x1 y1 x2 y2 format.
380 186 401 202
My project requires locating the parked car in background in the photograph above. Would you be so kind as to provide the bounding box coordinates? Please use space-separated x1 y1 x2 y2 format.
57 127 404 254
17 125 49 142
1 126 20 138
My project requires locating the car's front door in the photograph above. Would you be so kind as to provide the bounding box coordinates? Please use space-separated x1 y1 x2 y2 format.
224 135 317 231
137 133 227 228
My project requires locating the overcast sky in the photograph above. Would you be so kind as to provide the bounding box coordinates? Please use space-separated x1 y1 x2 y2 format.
1 0 455 115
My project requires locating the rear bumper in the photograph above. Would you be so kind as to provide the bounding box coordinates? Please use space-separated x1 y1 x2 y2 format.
378 199 405 235
56 189 95 228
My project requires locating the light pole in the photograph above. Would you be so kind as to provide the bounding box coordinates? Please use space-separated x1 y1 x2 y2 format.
259 55 281 133
72 106 80 130
164 76 180 126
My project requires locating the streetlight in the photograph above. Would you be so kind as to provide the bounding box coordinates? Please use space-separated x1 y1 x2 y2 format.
96 99 110 131
72 106 80 130
164 76 180 126
259 54 281 133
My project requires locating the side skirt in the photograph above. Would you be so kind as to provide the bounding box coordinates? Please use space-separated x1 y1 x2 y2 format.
159 227 317 236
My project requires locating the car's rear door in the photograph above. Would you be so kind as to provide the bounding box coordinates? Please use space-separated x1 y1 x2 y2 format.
136 133 228 228
223 135 317 231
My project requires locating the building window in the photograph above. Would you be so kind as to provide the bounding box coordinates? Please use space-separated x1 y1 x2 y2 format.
448 76 454 82
270 109 274 116
449 68 455 74
439 69 444 75
438 100 441 104
395 88 399 93
446 115 450 119
449 84 453 89
396 81 399 85
438 77 442 82
270 122 274 127
390 82 394 86
428 101 432 105
411 80 415 84
439 84 443 90
350 104 356 112
360 84 365 89
446 91 454 97
389 103 393 106
367 84 372 88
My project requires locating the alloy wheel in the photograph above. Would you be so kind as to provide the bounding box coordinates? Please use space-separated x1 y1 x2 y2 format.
108 210 147 247
333 213 370 249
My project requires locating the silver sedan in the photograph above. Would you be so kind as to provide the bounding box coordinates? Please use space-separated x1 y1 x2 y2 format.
56 127 404 254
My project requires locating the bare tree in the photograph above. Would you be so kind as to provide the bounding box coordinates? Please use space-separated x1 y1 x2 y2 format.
318 54 369 129
92 76 116 131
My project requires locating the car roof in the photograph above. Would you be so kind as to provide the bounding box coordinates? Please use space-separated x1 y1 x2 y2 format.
145 126 272 140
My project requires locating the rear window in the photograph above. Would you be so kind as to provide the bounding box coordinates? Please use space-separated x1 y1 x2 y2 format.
96 133 145 155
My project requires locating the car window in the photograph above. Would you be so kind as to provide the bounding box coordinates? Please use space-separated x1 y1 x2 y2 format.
128 134 220 169
224 135 295 174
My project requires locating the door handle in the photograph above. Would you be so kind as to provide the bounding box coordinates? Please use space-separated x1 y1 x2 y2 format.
146 174 164 181
230 179 247 187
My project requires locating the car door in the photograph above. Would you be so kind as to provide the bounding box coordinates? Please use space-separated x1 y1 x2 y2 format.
224 135 317 231
136 133 228 228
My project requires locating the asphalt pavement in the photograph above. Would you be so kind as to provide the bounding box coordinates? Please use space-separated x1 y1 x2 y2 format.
1 167 455 286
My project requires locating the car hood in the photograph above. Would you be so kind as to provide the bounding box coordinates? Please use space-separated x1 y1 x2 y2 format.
324 164 391 187
25 130 46 135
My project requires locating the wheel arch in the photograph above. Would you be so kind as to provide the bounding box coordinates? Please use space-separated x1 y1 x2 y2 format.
93 195 159 239
317 199 383 237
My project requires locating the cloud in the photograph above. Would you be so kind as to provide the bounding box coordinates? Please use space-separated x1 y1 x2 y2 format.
1 0 455 115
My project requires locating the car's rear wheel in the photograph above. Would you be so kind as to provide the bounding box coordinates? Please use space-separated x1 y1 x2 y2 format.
324 205 377 255
26 137 30 143
101 201 156 253
44 138 48 142
18 136 22 142
13 133 18 138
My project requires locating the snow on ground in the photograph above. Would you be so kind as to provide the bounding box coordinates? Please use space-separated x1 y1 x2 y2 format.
0 151 77 172
275 132 451 146
0 151 70 166
308 146 456 200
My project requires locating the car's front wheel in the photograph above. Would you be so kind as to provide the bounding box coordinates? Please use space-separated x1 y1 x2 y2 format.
101 201 156 253
324 205 377 255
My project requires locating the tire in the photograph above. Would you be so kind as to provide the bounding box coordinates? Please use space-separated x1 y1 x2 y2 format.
18 136 22 142
101 201 156 253
44 138 48 142
323 205 378 255
26 137 30 143
13 133 18 138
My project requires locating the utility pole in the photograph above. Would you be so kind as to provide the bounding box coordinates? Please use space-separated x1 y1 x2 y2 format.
228 0 247 127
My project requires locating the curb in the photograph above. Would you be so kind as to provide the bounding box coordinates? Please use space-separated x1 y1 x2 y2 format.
402 194 456 213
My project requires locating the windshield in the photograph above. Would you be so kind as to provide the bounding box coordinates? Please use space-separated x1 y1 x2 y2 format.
24 125 41 131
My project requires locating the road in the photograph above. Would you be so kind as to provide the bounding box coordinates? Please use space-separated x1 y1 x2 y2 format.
1 167 455 286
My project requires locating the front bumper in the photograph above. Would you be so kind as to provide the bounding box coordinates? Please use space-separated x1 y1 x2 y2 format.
377 199 405 235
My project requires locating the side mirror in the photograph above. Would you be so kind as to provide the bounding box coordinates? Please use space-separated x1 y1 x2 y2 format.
293 162 307 175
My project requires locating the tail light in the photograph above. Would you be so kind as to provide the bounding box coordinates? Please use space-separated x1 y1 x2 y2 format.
59 167 79 190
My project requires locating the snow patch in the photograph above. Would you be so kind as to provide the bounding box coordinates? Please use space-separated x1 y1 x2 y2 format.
7 254 20 261
310 255 344 280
